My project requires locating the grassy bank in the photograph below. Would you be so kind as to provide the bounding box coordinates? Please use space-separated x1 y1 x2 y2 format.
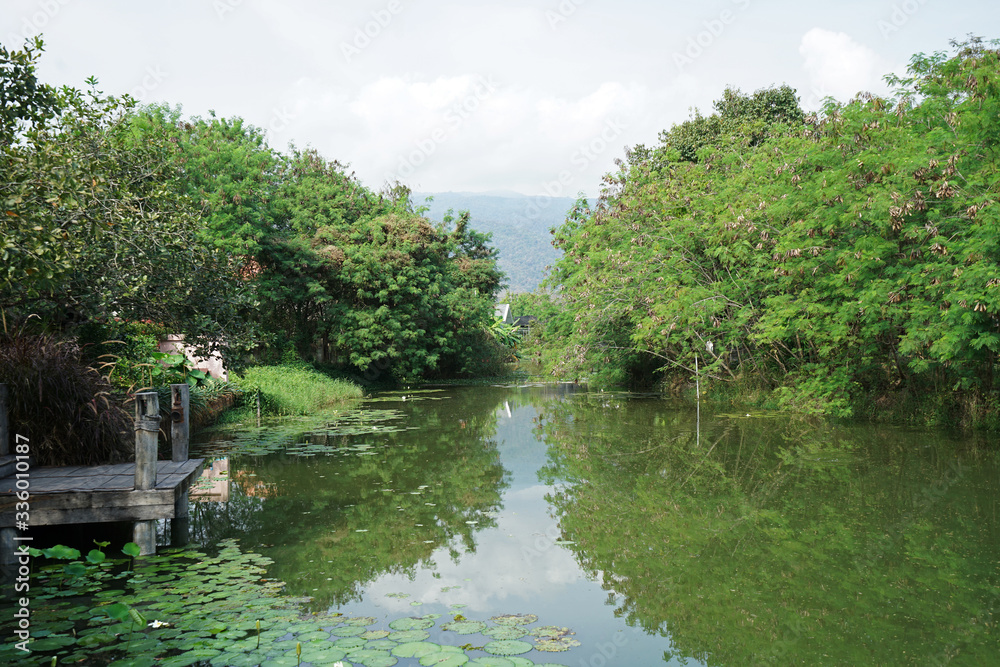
221 363 364 423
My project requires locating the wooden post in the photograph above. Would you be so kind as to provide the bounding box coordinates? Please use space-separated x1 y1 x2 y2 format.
170 384 190 463
0 383 9 458
133 521 157 557
171 483 190 548
133 391 160 556
1 527 15 566
171 375 191 545
134 392 159 490
695 354 700 449
0 383 14 565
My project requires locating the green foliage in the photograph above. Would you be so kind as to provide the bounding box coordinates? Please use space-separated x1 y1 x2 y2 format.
3 44 508 385
535 393 999 664
488 317 521 352
535 37 1000 421
0 37 60 145
76 318 168 391
0 332 132 465
229 364 364 417
0 50 255 357
127 112 506 380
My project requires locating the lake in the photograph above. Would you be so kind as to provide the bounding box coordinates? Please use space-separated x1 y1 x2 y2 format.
186 383 1000 666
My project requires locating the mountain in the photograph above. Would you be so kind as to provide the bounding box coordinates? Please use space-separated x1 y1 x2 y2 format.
415 191 576 293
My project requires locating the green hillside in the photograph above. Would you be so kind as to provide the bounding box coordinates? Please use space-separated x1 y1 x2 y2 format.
416 191 572 293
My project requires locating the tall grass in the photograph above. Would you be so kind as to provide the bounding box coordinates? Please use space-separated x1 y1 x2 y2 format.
226 364 364 420
0 333 133 465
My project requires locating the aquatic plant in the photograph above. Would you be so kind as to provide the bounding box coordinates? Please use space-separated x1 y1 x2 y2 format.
1 538 584 666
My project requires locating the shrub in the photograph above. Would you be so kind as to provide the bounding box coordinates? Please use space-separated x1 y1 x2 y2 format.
76 318 168 392
0 334 133 465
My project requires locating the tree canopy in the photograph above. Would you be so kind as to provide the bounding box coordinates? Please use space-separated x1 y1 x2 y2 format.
533 37 1000 421
1 41 506 381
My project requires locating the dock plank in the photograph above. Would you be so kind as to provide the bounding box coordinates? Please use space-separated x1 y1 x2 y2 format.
0 458 205 527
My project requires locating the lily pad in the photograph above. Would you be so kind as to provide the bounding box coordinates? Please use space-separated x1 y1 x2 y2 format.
484 640 533 656
362 629 392 640
298 646 348 663
490 614 538 626
419 651 470 666
389 617 435 631
332 625 368 637
109 657 159 667
483 625 528 640
528 626 573 638
441 620 488 634
389 629 431 642
261 657 301 667
468 658 516 667
534 638 581 652
158 651 222 667
28 635 77 651
347 648 397 667
344 616 378 626
392 641 442 658
506 659 536 667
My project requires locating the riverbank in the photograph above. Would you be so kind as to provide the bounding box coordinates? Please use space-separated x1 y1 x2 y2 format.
217 363 365 425
687 373 1000 432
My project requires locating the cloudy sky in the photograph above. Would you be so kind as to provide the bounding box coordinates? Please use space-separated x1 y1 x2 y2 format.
5 0 995 197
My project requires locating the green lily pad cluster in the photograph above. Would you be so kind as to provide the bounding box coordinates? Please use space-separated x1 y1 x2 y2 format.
0 539 580 666
195 409 407 458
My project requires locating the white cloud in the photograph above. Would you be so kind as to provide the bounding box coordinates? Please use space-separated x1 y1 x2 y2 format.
4 0 995 194
798 28 893 107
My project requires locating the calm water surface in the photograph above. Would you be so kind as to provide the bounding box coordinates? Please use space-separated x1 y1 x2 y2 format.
191 384 1000 666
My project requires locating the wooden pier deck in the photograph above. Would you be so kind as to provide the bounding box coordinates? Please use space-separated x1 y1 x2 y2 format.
0 385 202 564
0 459 204 527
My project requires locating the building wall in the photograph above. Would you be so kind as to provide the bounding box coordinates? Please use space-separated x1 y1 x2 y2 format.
158 334 228 380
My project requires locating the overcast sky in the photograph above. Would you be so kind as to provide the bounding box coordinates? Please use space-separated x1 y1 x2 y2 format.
4 0 996 197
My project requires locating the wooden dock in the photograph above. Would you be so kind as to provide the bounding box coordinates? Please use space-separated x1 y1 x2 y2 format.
0 459 203 526
0 385 202 565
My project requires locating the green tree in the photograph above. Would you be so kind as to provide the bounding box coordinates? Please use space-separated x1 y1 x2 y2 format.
1 54 252 353
534 37 1000 422
0 37 60 145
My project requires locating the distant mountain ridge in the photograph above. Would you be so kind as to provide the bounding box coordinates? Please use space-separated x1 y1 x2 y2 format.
415 191 575 293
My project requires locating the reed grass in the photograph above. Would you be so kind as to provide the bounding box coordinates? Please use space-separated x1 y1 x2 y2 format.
227 364 364 419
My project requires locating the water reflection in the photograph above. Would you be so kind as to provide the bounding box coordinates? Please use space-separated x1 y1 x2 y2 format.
189 385 1000 665
537 393 1000 665
190 388 511 610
